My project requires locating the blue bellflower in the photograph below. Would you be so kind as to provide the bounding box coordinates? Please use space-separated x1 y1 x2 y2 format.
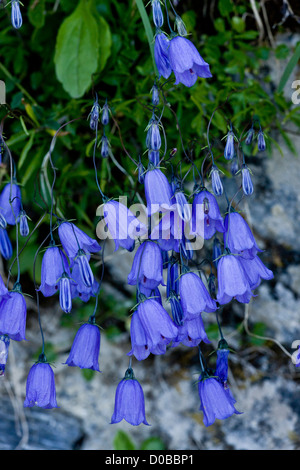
103 200 147 252
191 189 225 240
168 36 212 87
58 221 101 262
129 298 178 360
144 168 173 216
64 321 101 371
224 211 262 259
24 357 59 409
238 255 273 290
212 237 222 268
216 253 254 305
39 245 70 297
198 374 240 427
0 289 27 341
128 241 164 291
179 271 217 320
111 367 149 426
172 314 211 348
0 182 21 226
154 32 172 80
167 259 179 297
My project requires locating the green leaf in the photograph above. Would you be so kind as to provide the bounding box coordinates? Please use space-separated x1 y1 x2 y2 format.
278 42 300 93
113 431 136 451
140 438 165 451
232 16 245 33
54 0 100 98
28 0 46 29
97 15 112 72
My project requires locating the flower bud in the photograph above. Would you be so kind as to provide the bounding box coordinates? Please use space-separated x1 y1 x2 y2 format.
101 101 110 126
210 166 223 197
152 0 164 28
59 273 72 314
11 0 22 30
242 165 254 196
175 15 188 36
19 210 29 237
257 130 266 151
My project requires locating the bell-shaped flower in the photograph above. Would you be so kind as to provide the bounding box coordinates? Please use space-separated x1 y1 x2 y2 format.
0 288 27 341
179 271 217 320
64 321 101 371
0 228 13 260
224 211 262 259
191 188 225 240
154 32 172 80
174 317 211 348
238 255 273 290
111 367 149 426
128 298 178 361
150 208 180 252
0 334 10 376
216 252 254 305
168 36 212 87
144 168 173 216
198 373 241 427
102 200 147 252
58 221 101 262
0 182 21 226
39 245 70 297
24 356 59 409
173 190 191 222
128 241 164 291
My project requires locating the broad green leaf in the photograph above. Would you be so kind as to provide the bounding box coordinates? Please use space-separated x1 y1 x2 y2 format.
97 15 112 73
113 431 136 451
54 0 100 98
140 437 165 451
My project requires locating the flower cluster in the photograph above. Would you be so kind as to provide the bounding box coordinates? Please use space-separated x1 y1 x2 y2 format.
0 0 277 431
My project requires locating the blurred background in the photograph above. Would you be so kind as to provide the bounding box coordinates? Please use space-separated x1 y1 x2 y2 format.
0 0 300 450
